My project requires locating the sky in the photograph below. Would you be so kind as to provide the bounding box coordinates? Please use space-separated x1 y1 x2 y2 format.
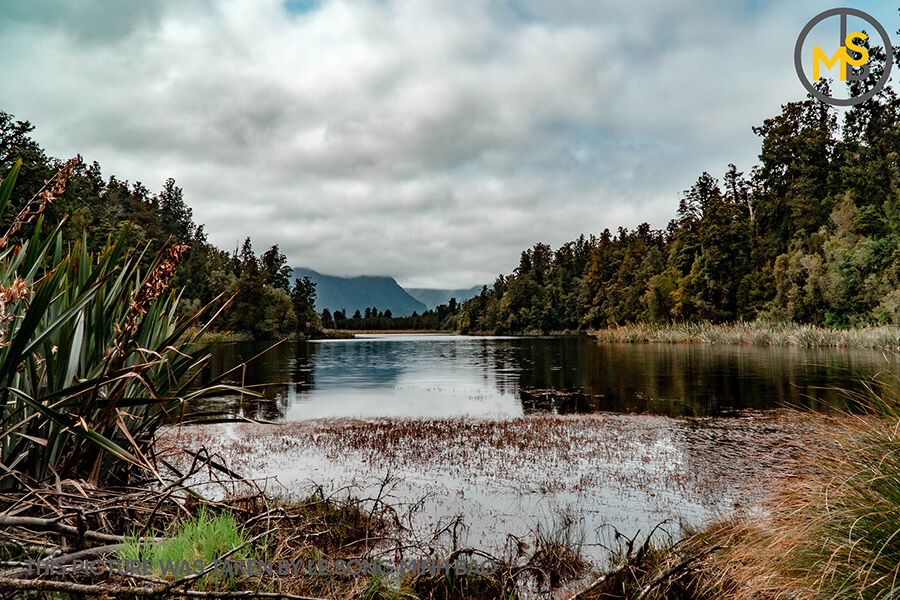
0 0 896 288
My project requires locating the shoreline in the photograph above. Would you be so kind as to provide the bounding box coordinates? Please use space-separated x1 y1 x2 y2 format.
592 321 900 349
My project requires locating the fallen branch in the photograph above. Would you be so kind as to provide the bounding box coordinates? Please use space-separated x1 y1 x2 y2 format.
567 522 668 600
0 577 330 599
566 561 629 600
0 514 123 543
634 545 724 600
0 543 122 579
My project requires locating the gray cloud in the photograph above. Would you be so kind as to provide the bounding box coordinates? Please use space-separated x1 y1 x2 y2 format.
0 0 882 288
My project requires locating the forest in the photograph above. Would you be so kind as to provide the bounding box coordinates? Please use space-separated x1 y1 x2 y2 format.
0 112 318 340
323 300 460 331
4 75 900 338
453 79 900 334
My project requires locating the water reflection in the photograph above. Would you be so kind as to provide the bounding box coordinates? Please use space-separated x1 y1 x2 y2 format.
195 334 900 421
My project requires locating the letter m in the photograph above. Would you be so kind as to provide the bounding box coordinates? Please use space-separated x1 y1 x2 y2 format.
812 46 848 81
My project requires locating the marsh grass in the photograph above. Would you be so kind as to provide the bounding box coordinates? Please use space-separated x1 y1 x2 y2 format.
403 563 514 600
359 570 417 600
120 507 250 590
525 507 590 590
664 377 900 600
593 321 900 348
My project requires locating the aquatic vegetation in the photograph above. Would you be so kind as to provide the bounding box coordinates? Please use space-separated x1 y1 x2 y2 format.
594 320 900 348
161 411 825 566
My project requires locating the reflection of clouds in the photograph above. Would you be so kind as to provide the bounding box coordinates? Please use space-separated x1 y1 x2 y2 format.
294 335 523 418
194 337 900 421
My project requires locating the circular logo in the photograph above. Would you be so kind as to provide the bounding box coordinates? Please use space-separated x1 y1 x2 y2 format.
794 8 892 106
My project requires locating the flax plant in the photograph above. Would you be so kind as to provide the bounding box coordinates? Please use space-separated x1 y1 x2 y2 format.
0 158 251 490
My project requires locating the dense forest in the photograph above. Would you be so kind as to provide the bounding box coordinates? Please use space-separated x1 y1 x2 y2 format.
324 300 460 331
452 75 900 333
4 70 900 338
0 112 318 340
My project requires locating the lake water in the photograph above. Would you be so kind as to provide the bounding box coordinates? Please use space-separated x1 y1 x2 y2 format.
171 335 900 563
195 334 900 420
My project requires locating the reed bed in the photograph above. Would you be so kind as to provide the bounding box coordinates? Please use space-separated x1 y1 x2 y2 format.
684 397 900 600
593 321 900 348
161 412 828 548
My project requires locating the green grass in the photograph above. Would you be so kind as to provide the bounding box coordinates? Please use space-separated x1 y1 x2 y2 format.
120 507 251 590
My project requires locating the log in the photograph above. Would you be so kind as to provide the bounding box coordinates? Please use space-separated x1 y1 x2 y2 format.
0 514 122 543
0 576 331 599
0 543 122 579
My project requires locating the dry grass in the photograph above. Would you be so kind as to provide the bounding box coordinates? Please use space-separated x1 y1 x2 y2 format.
683 410 900 600
593 321 900 349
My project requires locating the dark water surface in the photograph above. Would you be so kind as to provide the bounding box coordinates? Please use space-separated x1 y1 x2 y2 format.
196 334 900 420
177 334 898 559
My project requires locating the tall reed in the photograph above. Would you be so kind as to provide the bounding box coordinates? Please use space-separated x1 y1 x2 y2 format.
594 321 900 349
0 158 250 490
696 381 900 599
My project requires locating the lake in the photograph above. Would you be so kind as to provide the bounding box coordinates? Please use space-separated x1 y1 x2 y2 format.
195 334 900 419
168 335 899 562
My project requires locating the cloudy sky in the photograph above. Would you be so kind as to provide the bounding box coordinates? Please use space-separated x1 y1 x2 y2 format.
0 0 895 288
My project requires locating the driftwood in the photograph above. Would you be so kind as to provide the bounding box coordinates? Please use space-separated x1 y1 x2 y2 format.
0 514 124 543
0 577 330 599
0 543 123 579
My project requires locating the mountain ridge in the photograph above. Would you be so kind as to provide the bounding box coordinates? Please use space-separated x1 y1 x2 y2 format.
292 267 427 317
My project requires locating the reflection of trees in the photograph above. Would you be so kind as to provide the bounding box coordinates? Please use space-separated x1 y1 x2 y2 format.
195 341 319 420
194 338 895 421
508 339 888 416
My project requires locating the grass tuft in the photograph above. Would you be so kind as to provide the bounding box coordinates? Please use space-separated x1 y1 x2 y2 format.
120 507 250 590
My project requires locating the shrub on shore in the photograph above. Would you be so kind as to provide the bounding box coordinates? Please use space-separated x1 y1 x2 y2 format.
0 158 247 491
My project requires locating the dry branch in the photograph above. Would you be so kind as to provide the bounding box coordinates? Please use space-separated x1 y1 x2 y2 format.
0 514 126 543
0 543 122 579
0 576 331 599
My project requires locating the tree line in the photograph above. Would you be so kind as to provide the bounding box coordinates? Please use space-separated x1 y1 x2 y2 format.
4 70 900 337
0 111 317 340
454 75 900 333
323 299 459 330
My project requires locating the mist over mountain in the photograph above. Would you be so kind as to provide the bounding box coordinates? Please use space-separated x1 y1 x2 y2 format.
405 286 483 310
292 268 427 318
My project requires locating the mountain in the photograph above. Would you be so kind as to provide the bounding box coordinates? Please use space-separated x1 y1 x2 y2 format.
292 268 427 317
405 286 484 310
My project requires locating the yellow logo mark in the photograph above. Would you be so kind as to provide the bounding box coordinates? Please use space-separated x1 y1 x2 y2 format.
813 32 870 80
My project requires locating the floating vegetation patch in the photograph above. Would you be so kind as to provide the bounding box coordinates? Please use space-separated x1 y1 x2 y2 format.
160 412 834 561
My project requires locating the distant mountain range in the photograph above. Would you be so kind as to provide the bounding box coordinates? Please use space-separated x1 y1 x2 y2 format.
405 286 483 310
292 268 427 317
292 268 484 317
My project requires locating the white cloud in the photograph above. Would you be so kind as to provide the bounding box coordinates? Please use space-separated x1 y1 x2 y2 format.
0 0 884 288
